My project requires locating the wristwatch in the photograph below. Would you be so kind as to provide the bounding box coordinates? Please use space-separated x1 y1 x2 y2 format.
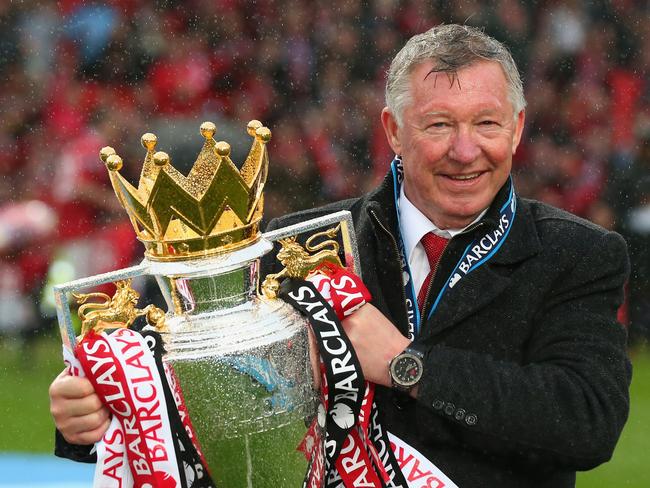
388 344 425 391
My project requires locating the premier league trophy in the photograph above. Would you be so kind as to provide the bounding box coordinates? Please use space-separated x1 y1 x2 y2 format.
54 120 361 487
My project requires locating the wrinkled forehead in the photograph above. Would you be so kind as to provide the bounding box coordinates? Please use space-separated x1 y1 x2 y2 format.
410 60 511 102
413 58 508 86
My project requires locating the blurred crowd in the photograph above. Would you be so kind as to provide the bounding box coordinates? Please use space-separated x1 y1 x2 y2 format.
0 0 649 342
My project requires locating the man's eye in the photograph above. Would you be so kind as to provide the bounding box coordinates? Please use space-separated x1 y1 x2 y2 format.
428 122 449 129
479 120 498 126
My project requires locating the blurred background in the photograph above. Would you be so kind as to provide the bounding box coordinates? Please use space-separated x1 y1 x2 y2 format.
0 0 648 486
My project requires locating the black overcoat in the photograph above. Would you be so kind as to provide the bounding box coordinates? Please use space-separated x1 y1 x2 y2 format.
266 171 632 488
56 171 631 488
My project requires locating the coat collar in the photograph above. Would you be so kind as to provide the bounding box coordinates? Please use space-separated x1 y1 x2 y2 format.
356 170 543 340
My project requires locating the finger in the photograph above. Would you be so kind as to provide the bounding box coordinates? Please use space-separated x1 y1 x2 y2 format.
66 394 106 417
52 375 97 399
64 416 111 446
60 408 110 435
53 394 106 419
49 369 71 399
54 369 69 381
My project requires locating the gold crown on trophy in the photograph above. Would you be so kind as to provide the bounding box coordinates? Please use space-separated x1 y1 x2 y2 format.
100 120 271 261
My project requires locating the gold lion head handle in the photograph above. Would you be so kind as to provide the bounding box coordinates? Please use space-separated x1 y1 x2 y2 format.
73 279 167 336
261 224 343 299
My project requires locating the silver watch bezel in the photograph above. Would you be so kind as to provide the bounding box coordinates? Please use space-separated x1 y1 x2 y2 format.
389 347 424 389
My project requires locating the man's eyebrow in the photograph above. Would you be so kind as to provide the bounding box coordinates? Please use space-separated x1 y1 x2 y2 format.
421 111 449 118
419 108 504 121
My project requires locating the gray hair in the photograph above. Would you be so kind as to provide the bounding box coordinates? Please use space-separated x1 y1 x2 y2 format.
386 24 526 126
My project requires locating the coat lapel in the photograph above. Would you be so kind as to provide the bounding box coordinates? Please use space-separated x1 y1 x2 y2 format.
351 175 414 337
420 261 512 339
420 198 542 339
359 208 413 336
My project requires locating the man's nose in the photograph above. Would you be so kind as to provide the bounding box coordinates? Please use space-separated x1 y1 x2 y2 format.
448 127 480 163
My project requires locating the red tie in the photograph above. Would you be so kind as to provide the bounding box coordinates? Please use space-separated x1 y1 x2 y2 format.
417 232 449 312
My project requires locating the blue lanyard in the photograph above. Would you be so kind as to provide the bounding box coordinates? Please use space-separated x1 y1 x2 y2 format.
390 157 421 340
390 158 517 338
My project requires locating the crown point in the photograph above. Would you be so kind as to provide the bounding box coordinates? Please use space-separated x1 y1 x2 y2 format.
215 141 231 157
141 133 157 151
106 154 123 171
256 126 272 143
200 121 217 139
247 120 263 136
100 146 116 162
153 151 170 166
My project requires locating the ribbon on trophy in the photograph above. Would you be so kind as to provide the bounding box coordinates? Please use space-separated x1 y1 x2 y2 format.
280 263 410 488
64 326 216 488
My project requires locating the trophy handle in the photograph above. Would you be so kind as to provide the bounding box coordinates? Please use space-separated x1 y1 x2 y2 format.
262 210 360 277
53 263 150 354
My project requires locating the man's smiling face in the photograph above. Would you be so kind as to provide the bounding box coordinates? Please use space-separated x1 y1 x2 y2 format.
382 59 525 229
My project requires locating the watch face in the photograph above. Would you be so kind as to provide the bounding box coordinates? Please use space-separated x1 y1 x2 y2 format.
390 352 423 387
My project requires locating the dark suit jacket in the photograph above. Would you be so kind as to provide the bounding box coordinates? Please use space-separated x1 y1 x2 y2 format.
57 171 631 487
265 172 631 488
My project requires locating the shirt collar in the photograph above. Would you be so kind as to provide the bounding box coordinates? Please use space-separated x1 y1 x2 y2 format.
398 185 487 261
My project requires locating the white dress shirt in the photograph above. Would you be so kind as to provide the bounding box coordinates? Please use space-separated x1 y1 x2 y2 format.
398 186 486 294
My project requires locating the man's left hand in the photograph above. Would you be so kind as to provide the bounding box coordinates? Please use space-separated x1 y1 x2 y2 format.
341 303 411 387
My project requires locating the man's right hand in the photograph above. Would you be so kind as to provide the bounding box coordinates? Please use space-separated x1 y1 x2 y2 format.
49 369 110 445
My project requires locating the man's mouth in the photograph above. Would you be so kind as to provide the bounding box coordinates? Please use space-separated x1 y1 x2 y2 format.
446 172 483 181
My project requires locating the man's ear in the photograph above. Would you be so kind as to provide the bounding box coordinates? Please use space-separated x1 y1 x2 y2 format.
381 107 402 155
512 109 525 154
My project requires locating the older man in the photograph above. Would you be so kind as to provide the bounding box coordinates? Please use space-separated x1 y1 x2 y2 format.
51 24 630 487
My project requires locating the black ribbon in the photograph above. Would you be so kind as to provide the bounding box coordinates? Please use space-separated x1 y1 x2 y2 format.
280 278 408 488
368 401 408 488
280 278 365 464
